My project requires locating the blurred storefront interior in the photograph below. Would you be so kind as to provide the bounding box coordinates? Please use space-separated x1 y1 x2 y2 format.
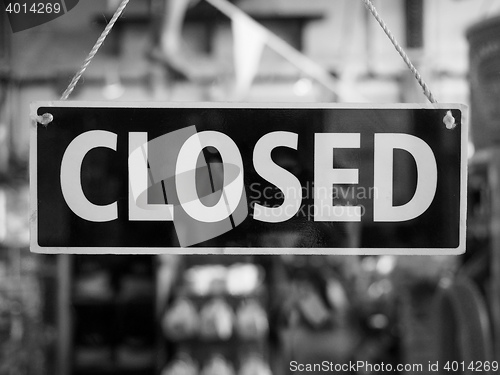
1 0 500 374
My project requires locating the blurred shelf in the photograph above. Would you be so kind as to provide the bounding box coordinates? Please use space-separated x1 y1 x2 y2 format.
172 290 265 301
73 366 154 375
94 2 324 55
59 255 157 375
95 5 324 26
165 334 268 345
158 255 272 372
72 297 154 307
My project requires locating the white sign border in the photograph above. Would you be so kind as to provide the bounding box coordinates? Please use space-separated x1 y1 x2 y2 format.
30 101 468 255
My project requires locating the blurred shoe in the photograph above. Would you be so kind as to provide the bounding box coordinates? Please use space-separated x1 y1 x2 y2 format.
162 353 198 375
184 265 227 296
200 355 234 375
162 298 199 340
227 264 263 295
235 300 268 340
199 298 234 340
238 355 273 375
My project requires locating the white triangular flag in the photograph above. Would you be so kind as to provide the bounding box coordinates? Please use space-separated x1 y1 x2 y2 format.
231 13 268 100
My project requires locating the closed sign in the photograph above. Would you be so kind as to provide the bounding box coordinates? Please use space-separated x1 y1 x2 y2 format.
30 102 467 254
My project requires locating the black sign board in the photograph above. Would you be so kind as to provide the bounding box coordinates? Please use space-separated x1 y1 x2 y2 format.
30 102 467 254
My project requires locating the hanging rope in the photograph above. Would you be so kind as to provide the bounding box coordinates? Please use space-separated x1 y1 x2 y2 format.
60 0 131 100
362 0 437 104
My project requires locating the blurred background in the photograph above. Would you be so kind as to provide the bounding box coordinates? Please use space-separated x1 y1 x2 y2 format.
1 0 500 374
